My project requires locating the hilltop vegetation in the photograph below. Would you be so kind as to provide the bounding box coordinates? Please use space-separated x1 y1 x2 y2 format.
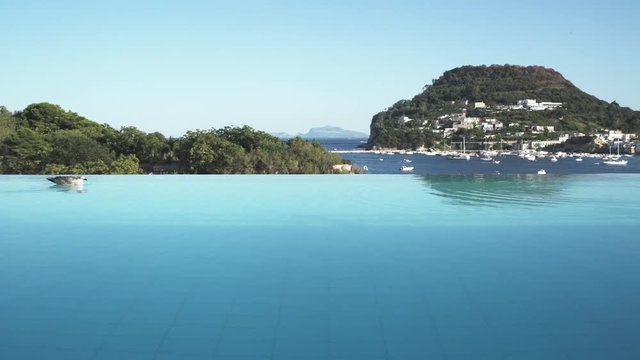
368 65 640 149
0 103 344 174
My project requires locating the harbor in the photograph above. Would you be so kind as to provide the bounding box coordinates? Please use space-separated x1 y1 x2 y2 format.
321 139 639 175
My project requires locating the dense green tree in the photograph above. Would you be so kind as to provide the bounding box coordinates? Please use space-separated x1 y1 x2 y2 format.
114 126 146 157
187 131 250 174
2 127 51 173
0 103 347 175
18 103 97 133
142 132 171 163
47 130 114 167
110 154 142 174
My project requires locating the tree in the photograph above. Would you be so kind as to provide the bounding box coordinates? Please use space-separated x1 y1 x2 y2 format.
110 154 142 174
188 131 250 174
47 130 114 167
2 127 51 173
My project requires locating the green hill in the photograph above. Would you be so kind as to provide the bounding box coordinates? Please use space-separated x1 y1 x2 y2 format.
367 65 640 149
0 103 345 174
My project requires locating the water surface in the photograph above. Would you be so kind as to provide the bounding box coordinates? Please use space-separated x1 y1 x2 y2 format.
1 175 639 359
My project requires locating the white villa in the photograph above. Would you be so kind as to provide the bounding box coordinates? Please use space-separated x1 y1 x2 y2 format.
396 115 413 124
516 99 563 111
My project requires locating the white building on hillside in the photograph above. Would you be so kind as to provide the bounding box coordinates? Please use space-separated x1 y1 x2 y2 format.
396 116 413 124
517 99 562 111
473 101 486 109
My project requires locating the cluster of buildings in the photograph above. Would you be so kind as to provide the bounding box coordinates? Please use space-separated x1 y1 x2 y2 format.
492 99 563 112
395 98 638 151
397 98 563 136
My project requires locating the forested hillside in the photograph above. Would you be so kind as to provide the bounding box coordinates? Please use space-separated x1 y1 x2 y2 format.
0 103 344 174
367 65 640 149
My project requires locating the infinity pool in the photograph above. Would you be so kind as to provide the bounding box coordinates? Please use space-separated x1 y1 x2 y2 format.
1 175 639 359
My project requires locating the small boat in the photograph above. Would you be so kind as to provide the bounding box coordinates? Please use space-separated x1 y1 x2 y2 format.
47 176 87 186
447 135 470 160
602 159 628 166
602 141 627 166
575 157 583 162
537 169 547 175
447 153 470 160
400 165 414 172
403 159 412 163
480 156 493 161
550 156 558 162
525 154 536 161
492 160 501 164
379 158 384 161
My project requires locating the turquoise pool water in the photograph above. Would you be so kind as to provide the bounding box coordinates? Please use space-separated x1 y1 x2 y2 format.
1 174 640 359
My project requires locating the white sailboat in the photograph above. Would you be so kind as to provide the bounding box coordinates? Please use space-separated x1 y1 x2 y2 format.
447 136 470 160
603 141 628 166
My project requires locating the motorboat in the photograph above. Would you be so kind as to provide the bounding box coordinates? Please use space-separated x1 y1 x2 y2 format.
537 169 547 175
447 153 470 160
400 165 415 172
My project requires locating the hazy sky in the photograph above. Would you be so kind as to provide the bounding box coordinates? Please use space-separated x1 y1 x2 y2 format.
1 0 638 136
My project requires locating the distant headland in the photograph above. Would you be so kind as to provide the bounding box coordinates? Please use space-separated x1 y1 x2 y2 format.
366 64 640 153
271 126 368 139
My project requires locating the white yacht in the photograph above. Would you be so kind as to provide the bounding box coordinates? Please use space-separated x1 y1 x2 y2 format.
400 165 415 172
537 169 547 175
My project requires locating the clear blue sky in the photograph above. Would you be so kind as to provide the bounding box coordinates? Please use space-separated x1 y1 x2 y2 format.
1 0 638 136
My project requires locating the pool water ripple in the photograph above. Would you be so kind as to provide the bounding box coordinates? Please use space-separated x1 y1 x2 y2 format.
1 175 640 359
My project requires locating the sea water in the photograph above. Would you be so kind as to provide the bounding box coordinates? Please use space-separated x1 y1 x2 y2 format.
315 138 640 175
1 174 640 359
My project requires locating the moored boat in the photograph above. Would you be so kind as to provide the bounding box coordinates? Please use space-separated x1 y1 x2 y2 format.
602 159 628 166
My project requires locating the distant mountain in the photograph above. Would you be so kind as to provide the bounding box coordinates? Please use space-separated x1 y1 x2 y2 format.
301 126 368 139
270 126 368 139
268 131 296 139
367 64 640 149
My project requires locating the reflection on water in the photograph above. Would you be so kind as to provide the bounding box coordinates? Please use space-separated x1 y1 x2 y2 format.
420 174 569 207
49 184 86 194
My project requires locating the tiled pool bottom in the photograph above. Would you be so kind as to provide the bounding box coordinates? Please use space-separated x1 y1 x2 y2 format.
1 175 640 359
